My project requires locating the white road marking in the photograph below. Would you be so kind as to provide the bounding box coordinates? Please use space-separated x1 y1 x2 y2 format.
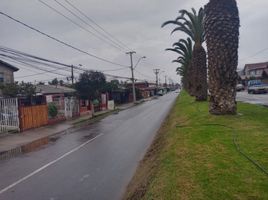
0 134 103 195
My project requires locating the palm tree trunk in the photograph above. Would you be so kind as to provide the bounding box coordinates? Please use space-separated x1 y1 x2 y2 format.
204 0 240 115
186 62 195 96
192 45 207 101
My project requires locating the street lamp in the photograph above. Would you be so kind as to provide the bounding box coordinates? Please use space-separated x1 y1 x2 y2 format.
134 56 146 69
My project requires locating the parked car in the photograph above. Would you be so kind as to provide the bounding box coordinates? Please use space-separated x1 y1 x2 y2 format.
247 80 268 94
236 84 244 91
157 90 164 96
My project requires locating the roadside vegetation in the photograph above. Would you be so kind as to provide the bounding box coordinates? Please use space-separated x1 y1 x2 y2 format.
162 0 239 115
124 91 268 200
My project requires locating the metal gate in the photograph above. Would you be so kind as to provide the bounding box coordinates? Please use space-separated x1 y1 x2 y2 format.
64 97 79 119
0 98 20 133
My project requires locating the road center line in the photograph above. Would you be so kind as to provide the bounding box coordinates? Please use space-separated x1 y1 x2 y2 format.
0 133 103 195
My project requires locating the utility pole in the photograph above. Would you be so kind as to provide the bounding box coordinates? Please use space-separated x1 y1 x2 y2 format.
71 65 74 85
126 51 136 102
165 75 167 87
153 69 160 88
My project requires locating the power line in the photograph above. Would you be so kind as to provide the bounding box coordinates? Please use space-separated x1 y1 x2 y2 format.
135 69 154 80
63 0 132 51
0 46 151 82
0 11 128 67
53 0 127 51
240 47 268 62
0 55 69 77
38 0 125 52
16 66 70 79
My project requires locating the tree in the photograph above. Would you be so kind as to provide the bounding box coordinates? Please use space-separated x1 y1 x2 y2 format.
0 82 36 97
166 38 193 94
204 0 240 115
49 78 59 85
162 8 207 101
104 79 120 93
0 82 20 97
75 71 106 100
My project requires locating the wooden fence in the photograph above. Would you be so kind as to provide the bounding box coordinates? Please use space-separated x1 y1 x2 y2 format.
19 105 48 131
0 98 20 134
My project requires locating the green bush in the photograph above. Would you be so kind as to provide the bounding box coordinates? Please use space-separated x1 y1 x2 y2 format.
48 103 58 118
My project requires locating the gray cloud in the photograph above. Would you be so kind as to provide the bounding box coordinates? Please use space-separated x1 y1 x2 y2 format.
0 0 267 83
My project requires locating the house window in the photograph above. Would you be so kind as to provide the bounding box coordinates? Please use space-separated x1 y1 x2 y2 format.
256 69 263 75
0 73 4 83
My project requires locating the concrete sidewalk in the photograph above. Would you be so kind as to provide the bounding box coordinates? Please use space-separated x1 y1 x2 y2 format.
0 101 143 160
0 110 112 160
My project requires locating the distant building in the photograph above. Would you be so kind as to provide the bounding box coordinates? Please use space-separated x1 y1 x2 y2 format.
239 62 268 84
0 60 19 84
244 62 268 79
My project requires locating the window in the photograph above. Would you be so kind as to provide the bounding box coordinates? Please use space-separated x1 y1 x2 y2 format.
0 73 4 83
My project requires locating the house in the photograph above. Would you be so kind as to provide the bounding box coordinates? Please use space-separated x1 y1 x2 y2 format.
240 62 268 84
0 60 19 84
35 84 79 122
126 81 157 100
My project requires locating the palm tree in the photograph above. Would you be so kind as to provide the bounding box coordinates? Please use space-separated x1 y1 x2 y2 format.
166 38 193 93
162 8 207 101
204 0 240 115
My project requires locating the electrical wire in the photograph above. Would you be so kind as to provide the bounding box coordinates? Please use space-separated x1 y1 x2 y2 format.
38 0 125 52
135 69 154 80
63 0 132 51
0 46 152 82
52 0 126 52
240 47 268 62
0 11 128 67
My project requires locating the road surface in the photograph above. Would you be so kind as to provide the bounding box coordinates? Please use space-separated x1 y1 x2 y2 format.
236 91 268 106
0 92 178 200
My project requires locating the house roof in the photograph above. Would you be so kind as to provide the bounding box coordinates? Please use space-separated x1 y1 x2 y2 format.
244 62 268 71
35 85 76 95
0 60 19 72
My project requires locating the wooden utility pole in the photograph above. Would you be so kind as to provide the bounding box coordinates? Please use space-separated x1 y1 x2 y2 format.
126 51 136 102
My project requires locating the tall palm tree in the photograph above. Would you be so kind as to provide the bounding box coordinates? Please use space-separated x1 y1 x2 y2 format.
166 38 193 93
162 8 207 101
204 0 240 115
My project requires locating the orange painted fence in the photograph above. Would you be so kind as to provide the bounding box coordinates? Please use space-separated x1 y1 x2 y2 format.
19 105 48 131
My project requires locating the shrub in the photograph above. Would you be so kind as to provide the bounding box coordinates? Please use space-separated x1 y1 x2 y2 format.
48 103 58 118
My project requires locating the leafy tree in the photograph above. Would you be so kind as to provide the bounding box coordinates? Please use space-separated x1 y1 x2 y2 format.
49 78 59 85
0 82 20 97
162 8 207 101
19 82 36 97
75 71 106 100
204 0 240 115
104 79 120 93
59 80 64 86
0 82 36 97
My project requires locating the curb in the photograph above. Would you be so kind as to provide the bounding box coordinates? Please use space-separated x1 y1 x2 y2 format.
0 100 147 161
0 109 122 161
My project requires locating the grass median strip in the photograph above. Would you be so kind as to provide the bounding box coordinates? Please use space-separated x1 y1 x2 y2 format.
123 91 268 200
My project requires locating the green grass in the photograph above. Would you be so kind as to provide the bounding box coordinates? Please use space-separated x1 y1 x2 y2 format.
124 91 268 200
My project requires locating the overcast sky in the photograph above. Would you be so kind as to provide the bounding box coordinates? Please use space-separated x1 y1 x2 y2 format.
1 0 268 84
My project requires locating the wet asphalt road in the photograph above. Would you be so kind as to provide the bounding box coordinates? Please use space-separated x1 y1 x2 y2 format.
236 91 268 106
0 91 178 200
